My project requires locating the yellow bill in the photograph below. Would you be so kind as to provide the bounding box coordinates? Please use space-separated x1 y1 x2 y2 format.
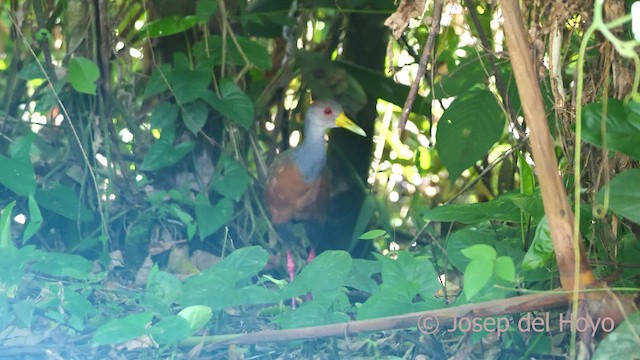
335 112 366 137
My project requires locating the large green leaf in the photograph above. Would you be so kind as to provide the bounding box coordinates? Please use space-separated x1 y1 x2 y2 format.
199 80 254 129
142 16 199 38
150 103 179 129
523 217 554 270
181 101 208 135
68 57 100 95
210 156 249 201
36 185 94 222
167 54 212 104
194 195 234 239
0 154 36 197
423 193 522 224
598 169 640 224
92 312 154 345
436 89 506 182
22 194 43 244
140 127 195 171
582 99 640 160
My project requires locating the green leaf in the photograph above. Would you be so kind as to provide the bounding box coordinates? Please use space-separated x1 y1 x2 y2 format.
68 57 100 95
143 16 199 38
22 194 43 244
140 127 195 171
423 193 522 224
17 62 47 80
36 184 94 222
150 103 179 129
582 100 640 160
169 58 212 104
0 135 36 196
0 202 16 251
593 312 640 359
196 0 217 21
461 244 497 260
522 217 555 270
518 152 535 195
148 315 192 345
494 256 516 282
31 252 93 280
182 101 209 134
436 89 506 182
282 251 352 300
463 258 494 300
178 305 213 331
144 65 171 98
199 80 255 129
278 301 350 329
195 195 233 239
358 229 388 240
343 259 381 294
92 312 154 345
598 169 640 224
210 156 249 201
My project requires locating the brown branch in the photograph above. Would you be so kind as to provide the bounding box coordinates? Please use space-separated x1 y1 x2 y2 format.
181 292 569 347
499 0 594 290
398 0 443 132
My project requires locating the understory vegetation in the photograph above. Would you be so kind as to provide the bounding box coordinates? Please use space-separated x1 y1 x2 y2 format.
1 0 639 358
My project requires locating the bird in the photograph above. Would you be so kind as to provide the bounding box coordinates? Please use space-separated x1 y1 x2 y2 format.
265 99 366 285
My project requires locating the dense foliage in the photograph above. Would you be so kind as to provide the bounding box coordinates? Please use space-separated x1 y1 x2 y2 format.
1 0 639 358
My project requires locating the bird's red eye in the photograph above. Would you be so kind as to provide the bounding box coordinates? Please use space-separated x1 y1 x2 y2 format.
323 107 333 115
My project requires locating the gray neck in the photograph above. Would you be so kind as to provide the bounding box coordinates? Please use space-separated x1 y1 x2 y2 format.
292 125 328 182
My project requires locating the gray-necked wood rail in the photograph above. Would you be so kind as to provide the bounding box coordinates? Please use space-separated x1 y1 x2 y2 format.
265 99 366 283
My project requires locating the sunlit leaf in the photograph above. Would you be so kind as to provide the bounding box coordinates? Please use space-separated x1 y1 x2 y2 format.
598 169 640 224
436 89 506 182
68 57 100 95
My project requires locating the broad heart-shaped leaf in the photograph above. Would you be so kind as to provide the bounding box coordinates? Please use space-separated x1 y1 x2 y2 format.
461 244 497 261
199 80 255 129
140 127 195 171
92 312 154 345
582 99 640 160
167 55 212 104
423 192 522 224
150 102 179 129
182 101 208 135
598 169 640 224
144 64 171 99
0 153 36 197
210 156 249 201
148 315 192 345
68 57 100 95
436 89 506 182
281 251 352 299
494 256 516 283
30 252 93 280
446 228 524 272
277 301 350 329
194 194 234 239
463 258 494 300
196 0 217 22
35 184 94 222
143 16 199 38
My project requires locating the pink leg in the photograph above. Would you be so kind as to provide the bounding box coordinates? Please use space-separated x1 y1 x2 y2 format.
286 250 296 309
306 248 316 264
286 249 295 282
